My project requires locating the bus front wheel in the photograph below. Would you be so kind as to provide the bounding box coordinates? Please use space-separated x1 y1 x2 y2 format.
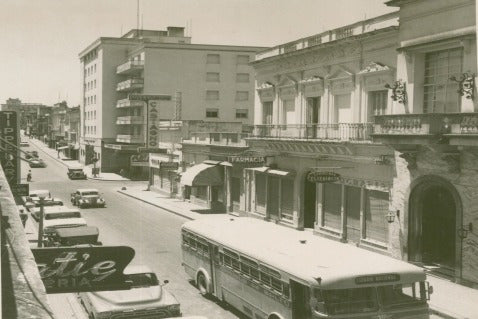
197 272 209 296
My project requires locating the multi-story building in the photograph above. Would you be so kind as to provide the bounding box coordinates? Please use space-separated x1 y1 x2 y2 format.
49 102 68 149
78 27 265 177
226 0 477 288
1 98 51 137
64 106 80 159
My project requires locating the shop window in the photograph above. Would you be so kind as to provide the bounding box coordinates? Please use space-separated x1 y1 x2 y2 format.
267 176 280 219
280 179 294 221
345 186 361 242
423 48 463 113
231 177 240 203
255 173 266 214
195 186 208 200
364 190 389 243
322 183 342 230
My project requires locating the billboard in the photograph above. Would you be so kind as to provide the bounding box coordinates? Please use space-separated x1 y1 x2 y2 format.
0 111 20 186
147 100 160 148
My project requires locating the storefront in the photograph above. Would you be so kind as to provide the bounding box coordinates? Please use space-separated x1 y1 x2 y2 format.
149 153 180 196
180 160 225 212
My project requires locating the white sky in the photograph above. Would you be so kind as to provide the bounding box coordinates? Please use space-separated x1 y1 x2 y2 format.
0 0 396 106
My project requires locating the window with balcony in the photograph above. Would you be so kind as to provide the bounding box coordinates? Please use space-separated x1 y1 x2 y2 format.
237 55 250 65
368 90 388 121
206 90 220 101
423 48 463 113
236 73 250 83
281 99 295 125
206 72 220 82
236 91 249 101
207 54 220 64
206 108 219 118
333 94 351 123
263 102 273 125
235 109 248 119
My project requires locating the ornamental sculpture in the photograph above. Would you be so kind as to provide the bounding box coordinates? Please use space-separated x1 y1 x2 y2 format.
385 80 407 104
450 72 475 100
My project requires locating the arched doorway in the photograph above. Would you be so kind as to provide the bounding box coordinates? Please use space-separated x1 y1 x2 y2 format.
408 176 461 279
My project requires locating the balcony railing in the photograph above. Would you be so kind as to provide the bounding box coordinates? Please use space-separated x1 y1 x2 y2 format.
116 78 144 92
250 123 373 141
373 113 478 145
116 98 144 108
116 60 144 74
183 132 249 146
116 134 144 144
116 116 144 125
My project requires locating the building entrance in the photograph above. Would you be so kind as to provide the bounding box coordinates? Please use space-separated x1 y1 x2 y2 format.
408 178 460 278
304 177 316 228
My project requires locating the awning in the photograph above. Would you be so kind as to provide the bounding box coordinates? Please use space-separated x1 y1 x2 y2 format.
57 146 69 150
248 166 270 172
180 163 223 187
268 169 295 177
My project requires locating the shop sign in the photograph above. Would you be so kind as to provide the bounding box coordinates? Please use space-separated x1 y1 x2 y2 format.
31 246 135 294
129 94 171 101
0 111 19 186
147 100 159 148
355 273 400 285
137 147 167 154
104 143 122 150
131 153 149 166
307 171 340 183
11 183 29 197
160 162 179 170
228 156 265 164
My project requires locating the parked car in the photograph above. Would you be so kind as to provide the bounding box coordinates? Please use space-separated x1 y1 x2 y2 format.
71 188 106 208
41 206 87 235
79 265 181 319
45 226 101 247
29 158 46 168
25 151 39 159
24 190 63 211
67 168 87 180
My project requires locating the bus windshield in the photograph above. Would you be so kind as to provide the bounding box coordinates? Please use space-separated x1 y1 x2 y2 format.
314 282 426 315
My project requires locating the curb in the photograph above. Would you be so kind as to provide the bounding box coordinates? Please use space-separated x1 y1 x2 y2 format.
117 190 195 221
429 308 465 319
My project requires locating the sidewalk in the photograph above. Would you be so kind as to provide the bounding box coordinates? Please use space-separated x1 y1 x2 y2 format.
28 137 128 181
117 185 478 319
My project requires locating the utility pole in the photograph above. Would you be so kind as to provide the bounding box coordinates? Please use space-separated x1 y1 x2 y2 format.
37 197 45 248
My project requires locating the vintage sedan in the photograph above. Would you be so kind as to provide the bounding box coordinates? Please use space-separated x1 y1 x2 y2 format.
45 226 101 247
29 158 47 168
79 265 181 319
67 168 87 180
24 190 63 212
71 188 106 208
41 207 87 235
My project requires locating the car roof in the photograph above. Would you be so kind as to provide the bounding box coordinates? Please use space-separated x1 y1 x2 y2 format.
123 265 153 275
55 226 98 237
44 207 80 214
77 188 99 192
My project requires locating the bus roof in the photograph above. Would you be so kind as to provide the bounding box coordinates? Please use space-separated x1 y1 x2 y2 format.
182 216 426 288
44 206 80 214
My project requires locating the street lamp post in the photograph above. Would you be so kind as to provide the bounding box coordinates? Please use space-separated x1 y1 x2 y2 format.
37 196 45 247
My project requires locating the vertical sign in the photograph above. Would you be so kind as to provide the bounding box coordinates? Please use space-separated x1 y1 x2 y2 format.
0 111 20 186
147 100 159 148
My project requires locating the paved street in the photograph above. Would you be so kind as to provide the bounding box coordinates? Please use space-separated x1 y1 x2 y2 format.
23 141 244 319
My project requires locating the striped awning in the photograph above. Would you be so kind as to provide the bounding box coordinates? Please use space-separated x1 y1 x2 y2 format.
180 163 223 187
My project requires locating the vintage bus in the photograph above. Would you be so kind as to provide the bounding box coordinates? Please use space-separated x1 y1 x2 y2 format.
181 216 433 319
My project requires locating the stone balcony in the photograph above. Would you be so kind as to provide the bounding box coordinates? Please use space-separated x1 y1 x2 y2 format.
116 60 144 75
116 134 144 144
116 116 144 125
372 113 478 146
116 98 144 108
182 132 249 147
248 123 373 142
116 78 144 92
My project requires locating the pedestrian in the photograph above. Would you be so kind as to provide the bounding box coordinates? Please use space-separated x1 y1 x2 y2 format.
27 170 32 182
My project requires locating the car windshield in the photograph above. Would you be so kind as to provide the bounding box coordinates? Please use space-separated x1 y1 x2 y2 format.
126 272 159 287
378 282 426 309
82 191 98 196
45 212 81 220
315 288 378 315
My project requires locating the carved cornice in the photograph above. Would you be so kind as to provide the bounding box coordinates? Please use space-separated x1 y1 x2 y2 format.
357 61 394 75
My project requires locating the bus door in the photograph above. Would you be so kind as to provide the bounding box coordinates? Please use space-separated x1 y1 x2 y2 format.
290 280 311 319
210 244 220 297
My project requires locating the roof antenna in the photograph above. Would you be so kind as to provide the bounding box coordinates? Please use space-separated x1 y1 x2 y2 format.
136 0 139 33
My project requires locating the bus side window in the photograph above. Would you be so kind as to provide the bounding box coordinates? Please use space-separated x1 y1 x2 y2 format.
260 272 272 287
182 233 189 246
283 282 290 299
271 277 282 293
